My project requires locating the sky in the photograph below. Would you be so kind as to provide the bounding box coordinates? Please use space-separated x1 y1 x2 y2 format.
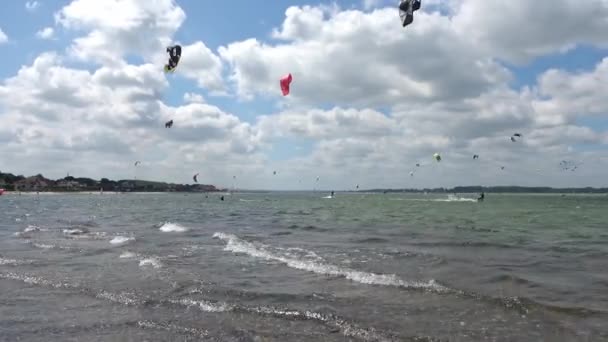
0 0 607 190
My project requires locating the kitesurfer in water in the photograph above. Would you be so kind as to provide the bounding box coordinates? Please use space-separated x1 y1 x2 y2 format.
477 192 485 202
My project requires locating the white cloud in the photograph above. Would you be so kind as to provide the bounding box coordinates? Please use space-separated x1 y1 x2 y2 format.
0 28 7 43
25 1 40 12
53 0 225 92
1 1 607 189
219 6 511 107
175 41 225 93
36 27 55 40
54 0 186 66
533 57 608 124
0 52 262 185
183 92 205 104
258 107 399 141
452 0 608 64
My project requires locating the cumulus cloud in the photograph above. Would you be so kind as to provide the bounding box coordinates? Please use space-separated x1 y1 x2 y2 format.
258 107 399 141
0 28 7 43
220 6 511 107
183 92 205 103
0 52 261 185
1 0 607 189
176 41 225 93
54 0 186 66
25 1 40 12
36 27 54 40
533 57 608 124
452 0 608 64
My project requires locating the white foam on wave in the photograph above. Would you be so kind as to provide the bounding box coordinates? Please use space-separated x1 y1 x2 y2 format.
13 225 47 237
25 225 44 233
32 242 55 249
137 321 209 338
120 251 137 259
96 290 138 305
0 258 31 266
169 298 231 313
139 258 162 269
159 222 188 233
0 272 71 289
434 194 477 202
175 295 390 341
110 236 135 245
62 228 86 235
213 232 447 292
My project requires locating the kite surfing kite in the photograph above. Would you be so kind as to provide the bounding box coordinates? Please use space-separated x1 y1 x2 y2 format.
193 173 199 183
399 0 421 27
134 161 141 167
473 155 479 160
164 45 182 73
165 120 173 128
511 133 522 142
280 73 292 96
560 160 582 171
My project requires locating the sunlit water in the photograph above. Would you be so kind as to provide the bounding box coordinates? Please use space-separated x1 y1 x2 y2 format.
1 192 607 341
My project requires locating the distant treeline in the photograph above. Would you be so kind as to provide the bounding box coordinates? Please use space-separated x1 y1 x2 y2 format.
0 171 222 193
361 186 608 194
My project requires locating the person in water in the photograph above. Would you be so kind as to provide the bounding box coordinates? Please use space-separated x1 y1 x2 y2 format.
477 192 485 202
330 191 335 197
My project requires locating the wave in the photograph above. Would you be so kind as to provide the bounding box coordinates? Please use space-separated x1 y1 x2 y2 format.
139 258 162 269
213 232 446 292
13 225 48 237
110 236 135 245
0 257 34 266
118 251 162 269
0 271 417 341
136 320 209 338
159 222 188 233
173 296 402 341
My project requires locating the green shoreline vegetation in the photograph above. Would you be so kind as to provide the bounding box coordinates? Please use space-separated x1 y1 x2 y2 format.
0 171 222 193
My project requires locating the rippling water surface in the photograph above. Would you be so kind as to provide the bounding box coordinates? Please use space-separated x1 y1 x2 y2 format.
1 192 607 341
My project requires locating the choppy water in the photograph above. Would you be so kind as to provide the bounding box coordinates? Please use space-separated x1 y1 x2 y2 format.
1 192 607 341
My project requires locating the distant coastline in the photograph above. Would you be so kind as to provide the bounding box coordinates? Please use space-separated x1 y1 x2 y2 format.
1 171 606 194
0 171 224 193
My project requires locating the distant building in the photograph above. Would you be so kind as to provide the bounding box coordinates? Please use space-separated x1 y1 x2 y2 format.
56 180 84 189
14 175 53 191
